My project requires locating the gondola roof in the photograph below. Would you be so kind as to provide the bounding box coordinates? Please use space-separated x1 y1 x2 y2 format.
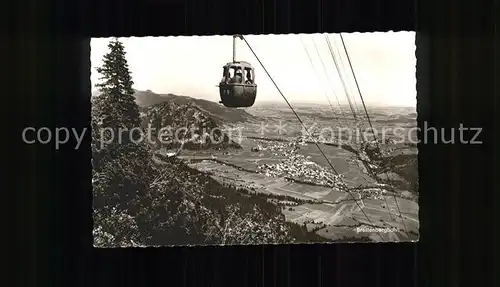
222 61 254 68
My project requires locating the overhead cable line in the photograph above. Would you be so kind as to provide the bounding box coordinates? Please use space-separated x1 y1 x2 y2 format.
310 36 348 122
330 35 362 115
324 34 358 121
339 33 409 237
326 33 394 221
299 36 346 122
304 35 393 222
240 35 386 242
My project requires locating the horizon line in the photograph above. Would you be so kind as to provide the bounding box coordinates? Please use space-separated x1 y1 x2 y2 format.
93 89 416 108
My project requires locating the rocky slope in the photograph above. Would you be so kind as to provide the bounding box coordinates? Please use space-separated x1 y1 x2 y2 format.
92 89 256 124
134 90 255 124
141 100 242 151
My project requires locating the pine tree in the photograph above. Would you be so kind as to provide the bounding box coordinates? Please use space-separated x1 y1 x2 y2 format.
92 39 156 246
93 38 140 132
92 38 148 166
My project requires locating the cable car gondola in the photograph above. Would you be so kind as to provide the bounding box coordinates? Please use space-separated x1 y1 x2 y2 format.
218 35 257 108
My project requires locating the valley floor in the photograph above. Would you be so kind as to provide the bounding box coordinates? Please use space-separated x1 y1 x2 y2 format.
162 134 419 242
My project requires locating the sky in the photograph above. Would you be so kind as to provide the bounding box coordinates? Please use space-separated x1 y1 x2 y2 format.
91 32 416 107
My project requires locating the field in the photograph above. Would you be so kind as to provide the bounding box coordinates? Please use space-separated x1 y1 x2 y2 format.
171 103 419 242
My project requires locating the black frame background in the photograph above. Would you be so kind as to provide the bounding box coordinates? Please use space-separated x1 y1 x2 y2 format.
10 0 497 286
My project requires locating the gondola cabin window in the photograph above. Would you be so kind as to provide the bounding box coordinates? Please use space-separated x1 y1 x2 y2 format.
221 67 228 82
229 66 243 84
221 62 256 86
244 67 254 84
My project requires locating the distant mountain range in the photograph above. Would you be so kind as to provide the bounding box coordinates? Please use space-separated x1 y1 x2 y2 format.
252 101 416 111
91 89 416 125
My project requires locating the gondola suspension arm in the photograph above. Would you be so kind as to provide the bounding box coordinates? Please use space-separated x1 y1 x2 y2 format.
232 34 244 62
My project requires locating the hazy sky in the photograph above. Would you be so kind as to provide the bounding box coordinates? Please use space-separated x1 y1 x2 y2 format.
91 32 416 107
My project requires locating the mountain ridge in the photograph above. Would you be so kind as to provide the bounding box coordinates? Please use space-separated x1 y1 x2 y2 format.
142 100 242 151
137 90 256 124
92 89 256 124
